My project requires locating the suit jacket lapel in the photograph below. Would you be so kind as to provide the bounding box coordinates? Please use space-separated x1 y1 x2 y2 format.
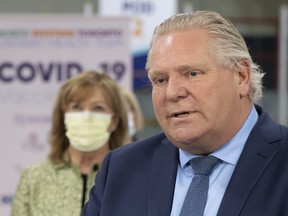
217 109 281 216
147 138 178 216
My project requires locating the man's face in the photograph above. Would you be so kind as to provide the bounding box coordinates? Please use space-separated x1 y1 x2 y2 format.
148 28 251 154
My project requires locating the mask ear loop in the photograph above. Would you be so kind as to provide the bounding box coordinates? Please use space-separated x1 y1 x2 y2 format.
108 112 118 133
128 112 136 137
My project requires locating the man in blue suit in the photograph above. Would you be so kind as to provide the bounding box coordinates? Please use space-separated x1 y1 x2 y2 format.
83 11 288 216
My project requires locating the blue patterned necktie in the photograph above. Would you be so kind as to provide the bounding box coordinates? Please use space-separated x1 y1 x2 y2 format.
180 156 221 216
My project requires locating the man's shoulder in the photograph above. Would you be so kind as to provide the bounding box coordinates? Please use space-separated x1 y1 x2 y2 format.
110 132 176 162
118 132 168 151
255 105 288 135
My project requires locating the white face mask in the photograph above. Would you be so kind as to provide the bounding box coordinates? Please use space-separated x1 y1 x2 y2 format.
64 111 112 152
127 112 136 137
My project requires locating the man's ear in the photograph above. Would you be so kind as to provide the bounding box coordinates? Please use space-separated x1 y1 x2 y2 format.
237 59 251 97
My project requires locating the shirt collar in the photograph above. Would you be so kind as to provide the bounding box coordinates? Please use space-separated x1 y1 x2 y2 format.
179 105 259 168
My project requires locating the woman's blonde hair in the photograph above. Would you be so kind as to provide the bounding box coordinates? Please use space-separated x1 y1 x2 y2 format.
48 71 129 164
121 88 144 132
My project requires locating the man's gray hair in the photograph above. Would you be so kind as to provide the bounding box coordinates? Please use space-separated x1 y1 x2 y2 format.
146 10 264 104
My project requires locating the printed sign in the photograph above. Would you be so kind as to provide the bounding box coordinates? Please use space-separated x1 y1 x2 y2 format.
0 15 131 216
99 0 177 87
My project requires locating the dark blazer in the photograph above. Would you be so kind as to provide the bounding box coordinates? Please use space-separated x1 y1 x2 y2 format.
82 106 288 216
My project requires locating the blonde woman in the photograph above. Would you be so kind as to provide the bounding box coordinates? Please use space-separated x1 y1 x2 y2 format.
12 71 129 216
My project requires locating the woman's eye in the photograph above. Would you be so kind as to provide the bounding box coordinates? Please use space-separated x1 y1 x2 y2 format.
70 104 82 110
92 106 103 111
92 104 108 112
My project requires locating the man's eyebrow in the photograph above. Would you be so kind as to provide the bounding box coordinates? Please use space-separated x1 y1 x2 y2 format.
148 69 162 77
148 65 193 75
148 63 208 77
175 63 211 72
175 65 193 72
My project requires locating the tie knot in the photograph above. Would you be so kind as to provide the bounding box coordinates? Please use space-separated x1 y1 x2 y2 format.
190 156 221 176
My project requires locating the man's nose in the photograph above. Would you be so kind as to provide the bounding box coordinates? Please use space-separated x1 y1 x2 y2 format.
165 77 188 102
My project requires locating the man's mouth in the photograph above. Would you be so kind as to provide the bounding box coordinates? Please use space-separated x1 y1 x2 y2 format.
170 111 191 118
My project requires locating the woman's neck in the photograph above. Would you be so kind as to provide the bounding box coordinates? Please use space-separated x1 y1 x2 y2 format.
68 144 110 174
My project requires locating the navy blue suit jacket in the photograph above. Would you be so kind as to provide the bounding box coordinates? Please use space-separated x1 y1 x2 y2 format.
83 106 288 216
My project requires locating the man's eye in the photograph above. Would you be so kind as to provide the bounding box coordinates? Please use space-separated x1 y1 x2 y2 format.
154 78 166 85
188 71 200 77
